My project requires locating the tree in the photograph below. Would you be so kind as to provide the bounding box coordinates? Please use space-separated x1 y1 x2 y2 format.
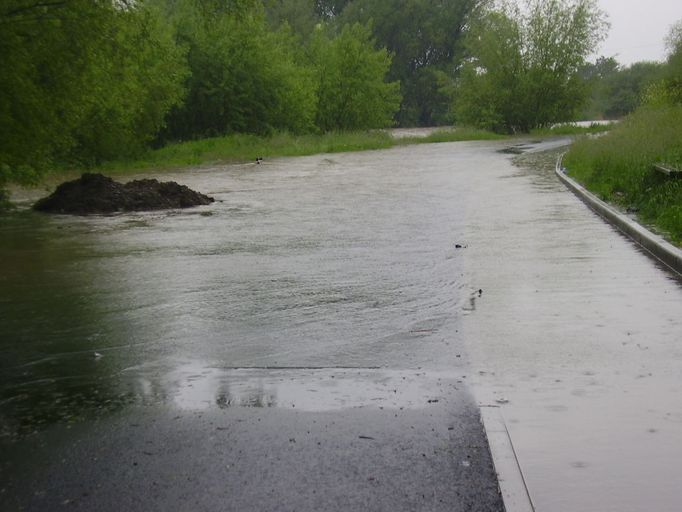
69 5 188 165
455 0 608 132
310 23 401 131
159 0 317 140
605 62 665 117
0 0 188 185
340 0 483 126
314 0 350 19
580 58 665 119
659 19 682 104
263 0 319 39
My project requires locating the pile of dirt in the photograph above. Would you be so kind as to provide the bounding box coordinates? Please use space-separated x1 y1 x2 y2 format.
34 173 214 215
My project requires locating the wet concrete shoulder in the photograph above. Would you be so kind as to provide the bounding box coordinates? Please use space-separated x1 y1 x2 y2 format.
0 370 504 512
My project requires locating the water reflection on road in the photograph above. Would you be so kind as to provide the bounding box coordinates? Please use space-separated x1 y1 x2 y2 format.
1 139 681 510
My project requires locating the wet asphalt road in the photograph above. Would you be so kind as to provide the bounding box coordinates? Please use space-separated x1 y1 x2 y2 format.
0 371 502 512
2 137 681 511
0 138 512 512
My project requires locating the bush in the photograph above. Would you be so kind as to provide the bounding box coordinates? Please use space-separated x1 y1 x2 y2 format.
564 105 682 243
311 23 401 131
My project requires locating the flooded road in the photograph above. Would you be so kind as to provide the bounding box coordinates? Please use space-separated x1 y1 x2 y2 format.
1 139 681 511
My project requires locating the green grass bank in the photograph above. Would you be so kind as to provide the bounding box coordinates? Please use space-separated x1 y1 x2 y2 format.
563 105 682 245
32 124 607 183
96 128 507 176
2 124 608 209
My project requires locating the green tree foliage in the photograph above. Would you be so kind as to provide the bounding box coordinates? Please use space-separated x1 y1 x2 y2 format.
0 0 187 185
314 0 351 19
263 0 319 39
160 0 317 140
71 6 188 165
0 0 402 193
455 0 608 132
580 58 664 119
1 0 111 185
310 23 401 131
340 0 483 126
649 20 682 105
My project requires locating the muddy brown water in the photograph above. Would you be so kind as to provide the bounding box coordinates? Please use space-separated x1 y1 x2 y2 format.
1 139 681 511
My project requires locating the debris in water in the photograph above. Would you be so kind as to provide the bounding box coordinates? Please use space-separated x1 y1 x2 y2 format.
495 398 509 405
34 173 214 215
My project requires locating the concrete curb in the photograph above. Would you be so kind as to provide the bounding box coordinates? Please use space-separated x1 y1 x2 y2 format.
555 154 682 277
480 407 535 512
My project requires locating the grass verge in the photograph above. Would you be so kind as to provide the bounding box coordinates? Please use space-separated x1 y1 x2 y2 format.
97 131 395 175
37 123 606 182
7 127 511 200
93 127 511 176
563 105 682 246
12 123 606 201
395 127 507 145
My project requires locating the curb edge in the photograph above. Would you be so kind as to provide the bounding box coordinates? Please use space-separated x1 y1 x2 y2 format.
555 154 682 277
480 407 535 512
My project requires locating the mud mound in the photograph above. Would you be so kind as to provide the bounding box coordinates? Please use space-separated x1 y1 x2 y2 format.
34 173 214 215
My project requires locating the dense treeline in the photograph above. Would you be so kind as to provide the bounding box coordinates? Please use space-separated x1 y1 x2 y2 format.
0 0 401 190
580 57 665 120
2 0 674 199
338 0 483 126
1 0 187 184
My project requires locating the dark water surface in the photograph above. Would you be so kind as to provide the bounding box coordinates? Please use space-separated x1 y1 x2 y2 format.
1 139 681 511
1 145 483 435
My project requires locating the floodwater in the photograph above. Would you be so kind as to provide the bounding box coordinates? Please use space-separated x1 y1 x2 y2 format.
1 139 681 511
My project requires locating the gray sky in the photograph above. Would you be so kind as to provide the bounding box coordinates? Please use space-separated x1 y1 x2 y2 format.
595 0 682 65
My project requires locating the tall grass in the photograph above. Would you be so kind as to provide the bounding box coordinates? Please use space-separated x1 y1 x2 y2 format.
92 127 508 176
396 127 507 145
98 131 397 175
564 105 682 244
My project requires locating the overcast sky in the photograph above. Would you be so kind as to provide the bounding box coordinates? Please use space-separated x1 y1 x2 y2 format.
595 0 682 65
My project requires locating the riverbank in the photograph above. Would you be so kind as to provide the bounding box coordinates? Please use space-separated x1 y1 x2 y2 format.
2 124 610 207
563 105 682 246
97 128 507 176
94 124 612 176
